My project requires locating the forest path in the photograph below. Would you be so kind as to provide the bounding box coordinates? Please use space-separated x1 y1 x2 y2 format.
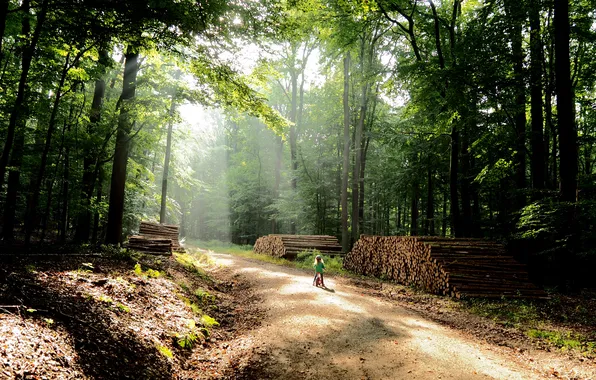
208 252 544 380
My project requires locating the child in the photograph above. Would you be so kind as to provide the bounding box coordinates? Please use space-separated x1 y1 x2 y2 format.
313 255 325 287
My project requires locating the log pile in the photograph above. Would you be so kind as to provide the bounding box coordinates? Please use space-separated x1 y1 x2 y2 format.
126 235 172 255
344 235 548 299
138 221 184 252
125 221 184 255
253 234 342 259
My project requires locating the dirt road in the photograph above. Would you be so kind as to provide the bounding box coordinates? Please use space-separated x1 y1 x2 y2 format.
210 252 550 379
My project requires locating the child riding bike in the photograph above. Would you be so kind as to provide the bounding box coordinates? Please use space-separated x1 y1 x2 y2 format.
313 255 326 287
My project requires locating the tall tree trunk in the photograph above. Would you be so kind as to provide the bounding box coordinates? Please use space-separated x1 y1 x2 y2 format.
442 188 448 237
505 0 527 203
60 138 70 243
160 96 176 224
351 99 364 243
341 53 351 252
358 137 370 235
24 53 71 243
554 0 577 202
272 136 283 233
449 126 461 237
410 182 419 236
59 93 77 243
105 48 139 244
75 77 106 242
544 20 558 189
2 0 31 241
0 0 9 60
92 165 104 243
530 0 545 191
289 62 298 234
0 0 47 192
426 164 435 236
2 127 25 242
461 131 472 237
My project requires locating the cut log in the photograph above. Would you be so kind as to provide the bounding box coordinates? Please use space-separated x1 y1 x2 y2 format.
343 235 548 299
254 234 342 259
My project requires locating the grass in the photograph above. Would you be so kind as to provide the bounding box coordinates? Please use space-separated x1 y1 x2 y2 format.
526 329 596 355
464 296 596 357
173 251 213 282
465 298 540 328
133 263 162 278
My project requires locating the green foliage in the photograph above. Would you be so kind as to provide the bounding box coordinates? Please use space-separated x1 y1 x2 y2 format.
200 314 220 328
98 295 114 304
156 344 174 359
194 289 216 304
174 319 205 349
174 252 212 281
133 263 162 278
526 329 595 354
117 303 131 313
295 250 346 275
465 298 540 328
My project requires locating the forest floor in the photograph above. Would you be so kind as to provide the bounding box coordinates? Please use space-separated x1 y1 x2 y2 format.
0 248 595 379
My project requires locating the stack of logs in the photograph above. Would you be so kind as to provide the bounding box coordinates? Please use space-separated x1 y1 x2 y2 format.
127 235 172 255
344 235 548 299
126 221 184 255
254 234 342 259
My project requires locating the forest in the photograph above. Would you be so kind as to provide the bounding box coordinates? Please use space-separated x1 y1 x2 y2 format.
1 0 595 291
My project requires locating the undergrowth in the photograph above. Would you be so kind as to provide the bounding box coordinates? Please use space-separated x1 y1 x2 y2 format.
464 296 596 357
294 250 346 275
187 240 348 275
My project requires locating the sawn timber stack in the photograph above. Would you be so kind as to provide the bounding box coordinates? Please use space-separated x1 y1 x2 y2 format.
139 221 184 252
253 234 342 259
126 235 172 255
344 235 548 299
125 221 184 255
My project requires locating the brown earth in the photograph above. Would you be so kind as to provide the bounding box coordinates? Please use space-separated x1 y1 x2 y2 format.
207 252 596 380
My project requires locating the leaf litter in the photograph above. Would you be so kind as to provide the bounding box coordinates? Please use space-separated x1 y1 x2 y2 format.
0 251 265 379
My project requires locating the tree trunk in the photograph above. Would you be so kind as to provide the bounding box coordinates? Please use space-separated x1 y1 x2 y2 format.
24 54 71 244
461 131 472 237
449 126 461 237
505 0 527 203
442 188 448 237
105 48 139 244
359 137 370 235
60 139 70 243
0 0 47 192
75 76 106 242
426 164 435 235
554 0 577 202
410 182 419 236
160 96 176 224
530 0 545 191
289 59 298 234
92 165 104 243
341 53 351 252
0 0 9 60
272 136 283 233
2 127 25 242
351 95 364 244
